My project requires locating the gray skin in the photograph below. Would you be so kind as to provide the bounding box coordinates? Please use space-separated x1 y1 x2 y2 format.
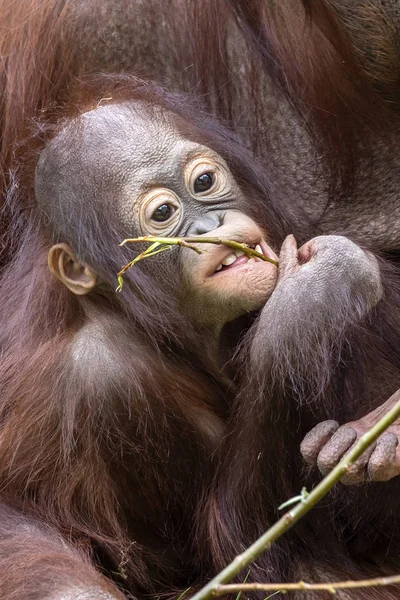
10 0 400 250
35 102 381 342
35 102 395 489
35 102 281 339
301 389 400 484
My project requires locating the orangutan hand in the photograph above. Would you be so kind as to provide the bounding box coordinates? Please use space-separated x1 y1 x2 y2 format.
300 390 400 484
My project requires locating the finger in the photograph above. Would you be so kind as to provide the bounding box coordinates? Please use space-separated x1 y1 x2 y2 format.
368 433 400 482
300 420 339 465
340 441 376 485
278 234 298 282
317 427 357 475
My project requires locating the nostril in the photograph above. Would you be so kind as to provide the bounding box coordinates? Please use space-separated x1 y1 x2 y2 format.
188 215 221 236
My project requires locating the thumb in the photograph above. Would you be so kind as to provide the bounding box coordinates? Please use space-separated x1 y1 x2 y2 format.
278 234 298 282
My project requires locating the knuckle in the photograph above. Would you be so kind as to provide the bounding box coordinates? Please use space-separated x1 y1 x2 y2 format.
341 471 365 485
317 459 333 475
367 434 399 481
317 449 339 472
317 427 357 473
340 448 375 486
381 432 398 446
300 421 339 465
368 461 398 482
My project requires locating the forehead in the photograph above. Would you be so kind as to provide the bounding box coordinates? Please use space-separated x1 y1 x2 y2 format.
76 102 199 182
81 102 182 152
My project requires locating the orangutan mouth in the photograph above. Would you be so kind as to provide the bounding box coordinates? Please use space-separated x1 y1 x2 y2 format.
214 244 266 272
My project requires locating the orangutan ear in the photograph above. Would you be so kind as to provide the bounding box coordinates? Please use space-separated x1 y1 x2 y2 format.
48 243 97 295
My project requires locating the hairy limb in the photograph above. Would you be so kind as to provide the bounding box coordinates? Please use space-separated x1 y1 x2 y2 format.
250 234 383 396
301 389 400 483
0 503 124 600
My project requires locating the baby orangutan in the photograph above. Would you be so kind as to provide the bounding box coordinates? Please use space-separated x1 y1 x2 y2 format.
0 76 396 600
36 96 381 361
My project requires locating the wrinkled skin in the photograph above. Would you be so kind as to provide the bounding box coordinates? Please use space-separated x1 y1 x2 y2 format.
250 233 400 488
36 102 382 343
254 234 382 353
2 0 400 492
301 390 400 484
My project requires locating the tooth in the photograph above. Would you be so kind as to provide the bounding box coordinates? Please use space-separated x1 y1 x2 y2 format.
255 244 263 255
221 253 236 266
215 264 223 271
248 258 256 263
234 249 245 257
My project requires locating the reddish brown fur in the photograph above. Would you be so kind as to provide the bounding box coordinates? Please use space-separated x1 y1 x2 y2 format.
1 3 400 599
200 257 400 598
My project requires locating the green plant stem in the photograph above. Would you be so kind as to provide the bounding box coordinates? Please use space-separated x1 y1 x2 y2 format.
189 389 400 600
117 236 278 291
120 236 278 265
122 236 278 262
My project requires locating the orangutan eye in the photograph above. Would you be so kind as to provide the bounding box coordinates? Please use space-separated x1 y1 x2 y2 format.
194 172 214 194
186 158 227 199
141 189 182 235
151 203 176 222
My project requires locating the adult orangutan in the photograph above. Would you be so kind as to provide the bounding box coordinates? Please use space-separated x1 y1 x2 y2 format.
0 75 394 599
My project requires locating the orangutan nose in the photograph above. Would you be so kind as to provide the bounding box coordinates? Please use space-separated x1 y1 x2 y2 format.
187 212 224 236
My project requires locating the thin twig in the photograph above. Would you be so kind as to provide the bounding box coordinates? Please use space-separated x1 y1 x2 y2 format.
189 389 400 600
214 574 400 595
117 236 279 291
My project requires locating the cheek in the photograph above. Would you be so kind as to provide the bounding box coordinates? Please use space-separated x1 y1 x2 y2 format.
140 252 183 292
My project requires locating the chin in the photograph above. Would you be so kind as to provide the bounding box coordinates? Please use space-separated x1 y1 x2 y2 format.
181 235 279 324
